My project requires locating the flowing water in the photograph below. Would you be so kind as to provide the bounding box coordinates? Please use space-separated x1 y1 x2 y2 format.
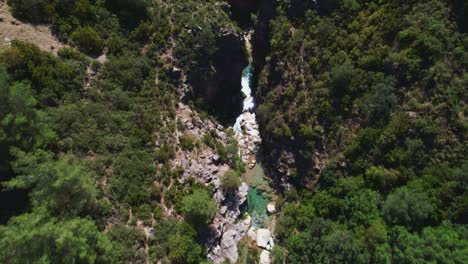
233 63 255 135
233 61 271 228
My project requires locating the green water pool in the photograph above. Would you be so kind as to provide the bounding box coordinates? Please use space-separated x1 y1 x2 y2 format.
245 163 272 227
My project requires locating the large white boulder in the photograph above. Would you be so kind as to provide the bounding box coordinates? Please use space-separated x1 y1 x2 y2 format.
256 229 271 249
220 229 239 263
267 203 276 214
260 250 271 264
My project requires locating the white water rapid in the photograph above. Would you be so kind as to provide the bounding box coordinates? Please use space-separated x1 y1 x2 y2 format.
232 64 262 164
233 65 255 134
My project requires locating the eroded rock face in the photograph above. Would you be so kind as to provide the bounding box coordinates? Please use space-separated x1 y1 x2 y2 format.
286 0 317 18
171 103 251 263
252 0 276 73
189 29 248 123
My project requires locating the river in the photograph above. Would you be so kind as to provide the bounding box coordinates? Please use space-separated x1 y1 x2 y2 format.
230 35 276 264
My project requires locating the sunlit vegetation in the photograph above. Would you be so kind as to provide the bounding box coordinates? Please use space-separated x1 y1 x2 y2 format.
258 1 467 263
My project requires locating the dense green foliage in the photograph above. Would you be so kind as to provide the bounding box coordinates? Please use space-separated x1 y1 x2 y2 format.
256 0 468 263
0 213 109 264
0 0 241 262
181 189 217 229
221 169 242 194
2 0 467 263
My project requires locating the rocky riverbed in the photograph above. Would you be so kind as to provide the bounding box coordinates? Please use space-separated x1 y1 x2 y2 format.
172 34 276 264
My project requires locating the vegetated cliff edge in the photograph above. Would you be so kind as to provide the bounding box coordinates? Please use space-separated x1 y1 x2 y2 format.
253 0 467 189
250 1 467 263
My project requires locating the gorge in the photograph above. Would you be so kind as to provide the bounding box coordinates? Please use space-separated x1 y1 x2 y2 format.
207 32 277 264
0 0 466 263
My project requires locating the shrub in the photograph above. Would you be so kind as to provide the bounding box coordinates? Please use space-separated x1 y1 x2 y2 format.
383 186 434 229
179 133 195 151
221 170 241 194
181 189 217 228
8 0 54 23
71 26 103 55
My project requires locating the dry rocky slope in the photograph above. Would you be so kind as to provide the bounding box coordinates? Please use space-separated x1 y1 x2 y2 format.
0 1 64 54
167 102 250 264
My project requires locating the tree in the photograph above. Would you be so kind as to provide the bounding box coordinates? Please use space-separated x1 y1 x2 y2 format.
0 69 55 157
383 186 434 228
105 224 146 263
363 76 398 123
1 41 85 106
167 233 202 264
150 219 201 263
364 166 400 192
105 0 149 29
330 62 354 98
286 218 370 264
345 189 382 227
390 224 468 264
220 170 241 194
99 54 150 92
108 149 154 207
0 212 109 263
6 153 97 217
181 189 217 228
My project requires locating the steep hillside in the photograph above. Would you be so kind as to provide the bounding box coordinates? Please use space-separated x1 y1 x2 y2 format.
0 1 65 53
0 1 251 263
253 0 467 262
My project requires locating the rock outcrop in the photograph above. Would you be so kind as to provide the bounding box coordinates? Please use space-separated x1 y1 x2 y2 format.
256 228 273 250
171 103 252 264
188 29 248 123
236 112 262 163
252 0 276 75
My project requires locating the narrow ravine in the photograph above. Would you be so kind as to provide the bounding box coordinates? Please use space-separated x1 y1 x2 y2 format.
232 33 277 264
207 32 277 264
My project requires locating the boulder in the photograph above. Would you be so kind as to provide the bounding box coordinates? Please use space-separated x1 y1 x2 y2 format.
266 237 274 251
212 155 221 164
267 203 276 214
260 250 271 264
256 229 271 249
221 229 239 263
238 182 249 205
220 206 228 215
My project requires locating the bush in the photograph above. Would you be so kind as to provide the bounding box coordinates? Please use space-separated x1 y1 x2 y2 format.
383 186 434 229
8 0 54 23
106 224 146 263
179 133 195 151
221 170 241 194
181 189 217 228
71 26 103 55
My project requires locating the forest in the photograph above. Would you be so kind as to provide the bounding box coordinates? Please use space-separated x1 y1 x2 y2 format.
0 0 467 264
255 0 467 263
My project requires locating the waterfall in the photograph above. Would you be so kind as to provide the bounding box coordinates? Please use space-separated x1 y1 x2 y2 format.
233 64 255 135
